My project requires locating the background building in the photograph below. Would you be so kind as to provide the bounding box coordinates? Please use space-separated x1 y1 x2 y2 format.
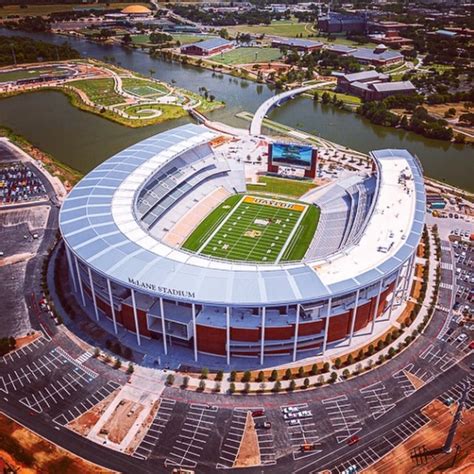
180 38 234 56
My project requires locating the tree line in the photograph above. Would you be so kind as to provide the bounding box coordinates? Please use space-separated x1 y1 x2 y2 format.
0 36 80 67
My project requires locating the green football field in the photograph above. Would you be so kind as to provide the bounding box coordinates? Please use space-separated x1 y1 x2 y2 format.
182 195 320 263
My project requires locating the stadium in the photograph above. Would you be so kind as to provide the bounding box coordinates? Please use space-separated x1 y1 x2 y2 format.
59 123 425 365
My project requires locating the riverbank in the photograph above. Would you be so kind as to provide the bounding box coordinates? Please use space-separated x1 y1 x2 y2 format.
0 126 82 189
0 59 224 128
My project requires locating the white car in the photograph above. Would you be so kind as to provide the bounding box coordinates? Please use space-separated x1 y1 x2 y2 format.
457 333 468 343
288 419 300 426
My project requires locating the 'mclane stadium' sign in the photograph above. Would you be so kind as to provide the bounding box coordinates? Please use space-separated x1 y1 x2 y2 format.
128 277 195 299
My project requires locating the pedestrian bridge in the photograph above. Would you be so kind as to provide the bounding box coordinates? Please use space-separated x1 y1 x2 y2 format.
249 82 334 136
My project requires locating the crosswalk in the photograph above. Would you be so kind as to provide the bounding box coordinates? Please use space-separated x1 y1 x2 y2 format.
76 352 92 364
440 262 453 270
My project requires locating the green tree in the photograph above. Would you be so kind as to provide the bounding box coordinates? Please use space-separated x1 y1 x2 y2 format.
270 369 278 381
241 370 251 383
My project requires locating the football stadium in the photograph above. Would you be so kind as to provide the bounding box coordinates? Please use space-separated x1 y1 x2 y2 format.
59 123 425 364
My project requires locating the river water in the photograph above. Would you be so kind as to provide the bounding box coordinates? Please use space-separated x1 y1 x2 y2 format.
0 29 472 190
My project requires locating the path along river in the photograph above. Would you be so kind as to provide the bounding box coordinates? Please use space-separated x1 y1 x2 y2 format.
0 29 472 191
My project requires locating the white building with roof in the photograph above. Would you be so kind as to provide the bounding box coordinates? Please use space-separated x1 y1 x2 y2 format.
59 124 425 365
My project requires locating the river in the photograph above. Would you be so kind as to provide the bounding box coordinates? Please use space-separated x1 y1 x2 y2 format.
0 29 472 191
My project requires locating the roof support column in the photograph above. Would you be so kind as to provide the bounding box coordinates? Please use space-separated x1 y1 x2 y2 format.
88 267 99 321
130 289 141 346
107 278 118 335
65 246 77 293
323 298 332 355
260 307 266 366
292 304 300 362
226 306 231 366
402 253 415 302
192 303 198 362
348 289 360 346
387 268 401 321
74 255 85 307
159 298 167 355
370 280 383 334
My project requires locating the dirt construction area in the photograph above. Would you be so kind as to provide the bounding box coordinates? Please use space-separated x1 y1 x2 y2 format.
0 413 112 473
99 399 145 445
366 400 473 473
234 411 261 468
68 389 120 437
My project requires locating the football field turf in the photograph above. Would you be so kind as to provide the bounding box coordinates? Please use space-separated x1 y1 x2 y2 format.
182 195 319 263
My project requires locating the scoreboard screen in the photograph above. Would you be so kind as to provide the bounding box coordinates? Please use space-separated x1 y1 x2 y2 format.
270 143 314 170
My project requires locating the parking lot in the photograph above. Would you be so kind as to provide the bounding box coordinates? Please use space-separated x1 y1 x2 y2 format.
438 374 474 409
0 348 68 394
53 380 121 426
359 381 396 420
133 397 176 460
322 394 363 444
254 409 277 466
164 403 218 469
0 335 46 365
452 233 473 308
280 403 321 460
0 161 47 205
331 411 430 474
217 408 248 468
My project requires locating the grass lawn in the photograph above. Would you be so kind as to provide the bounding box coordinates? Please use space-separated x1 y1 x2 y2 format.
227 20 311 38
121 77 168 97
316 89 362 105
211 47 283 65
247 176 317 198
0 67 59 83
71 78 124 106
0 3 145 17
426 63 455 73
183 194 316 263
122 103 186 120
281 204 320 261
131 34 151 45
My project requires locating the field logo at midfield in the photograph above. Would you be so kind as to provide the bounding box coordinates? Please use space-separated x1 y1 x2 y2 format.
243 196 306 212
244 229 262 238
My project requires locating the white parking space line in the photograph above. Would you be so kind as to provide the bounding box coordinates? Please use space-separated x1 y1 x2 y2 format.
0 337 45 365
322 395 362 444
165 404 217 469
132 398 176 460
53 381 121 425
217 409 247 468
360 381 396 420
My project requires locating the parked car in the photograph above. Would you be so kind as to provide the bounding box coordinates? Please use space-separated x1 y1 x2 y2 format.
347 435 360 446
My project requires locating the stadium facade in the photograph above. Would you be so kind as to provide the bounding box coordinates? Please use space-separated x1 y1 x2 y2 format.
59 124 425 364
